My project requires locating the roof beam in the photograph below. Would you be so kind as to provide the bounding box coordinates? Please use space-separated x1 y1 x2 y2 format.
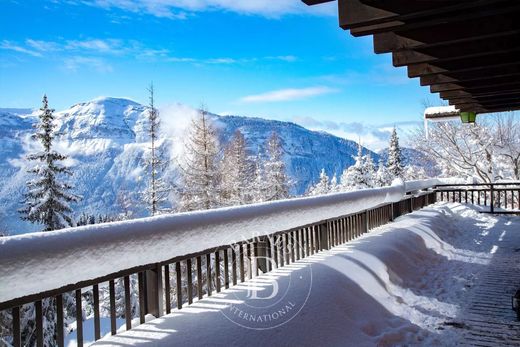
432 81 520 93
407 55 520 78
353 3 520 37
420 71 520 87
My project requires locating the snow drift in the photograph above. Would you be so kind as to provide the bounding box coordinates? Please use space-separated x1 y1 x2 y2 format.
91 203 496 347
1 183 410 303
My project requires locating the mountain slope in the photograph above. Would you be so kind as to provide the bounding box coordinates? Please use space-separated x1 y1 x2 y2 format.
0 97 374 235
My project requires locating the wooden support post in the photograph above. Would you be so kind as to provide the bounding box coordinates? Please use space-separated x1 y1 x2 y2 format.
364 210 369 233
146 264 164 318
319 222 329 250
12 307 20 347
75 290 83 347
35 300 43 347
255 236 268 274
390 203 395 221
490 184 495 213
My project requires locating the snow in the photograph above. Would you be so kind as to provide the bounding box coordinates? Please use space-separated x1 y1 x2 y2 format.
0 181 418 303
424 106 459 118
65 314 155 347
0 97 380 234
90 203 515 347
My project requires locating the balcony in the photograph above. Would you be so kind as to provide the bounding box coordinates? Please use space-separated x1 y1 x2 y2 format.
2 180 520 346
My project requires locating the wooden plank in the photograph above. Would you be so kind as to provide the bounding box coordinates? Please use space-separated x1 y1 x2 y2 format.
239 244 245 282
164 266 171 314
215 251 221 293
92 285 100 341
12 306 20 347
231 248 237 286
75 290 83 347
339 0 398 30
35 300 43 347
196 256 203 300
224 249 230 289
247 243 253 278
124 276 131 331
206 253 212 295
56 295 64 347
109 280 116 335
138 273 146 324
186 259 193 304
175 262 182 309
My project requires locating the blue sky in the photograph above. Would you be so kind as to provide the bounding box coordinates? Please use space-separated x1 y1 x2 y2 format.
0 0 441 149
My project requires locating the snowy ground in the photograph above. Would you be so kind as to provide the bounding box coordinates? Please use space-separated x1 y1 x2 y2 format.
89 203 520 347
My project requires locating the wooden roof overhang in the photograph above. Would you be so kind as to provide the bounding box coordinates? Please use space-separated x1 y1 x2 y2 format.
303 0 520 114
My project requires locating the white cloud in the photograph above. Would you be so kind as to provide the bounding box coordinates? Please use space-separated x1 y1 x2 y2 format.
291 116 422 151
0 40 43 57
240 86 338 103
65 39 125 54
64 56 113 73
25 39 60 52
79 0 336 18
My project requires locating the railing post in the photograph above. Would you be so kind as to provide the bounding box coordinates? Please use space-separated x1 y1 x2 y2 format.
390 203 395 221
364 210 369 233
145 263 164 318
490 184 495 213
255 236 268 274
319 222 329 250
409 195 414 213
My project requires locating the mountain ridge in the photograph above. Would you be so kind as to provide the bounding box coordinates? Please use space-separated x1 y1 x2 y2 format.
0 97 377 235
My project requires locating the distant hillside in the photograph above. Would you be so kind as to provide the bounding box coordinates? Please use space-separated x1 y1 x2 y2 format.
0 97 375 235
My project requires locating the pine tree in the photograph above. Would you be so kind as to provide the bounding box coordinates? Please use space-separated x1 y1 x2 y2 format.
263 132 289 201
19 95 79 231
330 174 339 193
16 96 80 346
251 151 268 203
340 143 370 191
178 107 221 211
221 130 253 206
363 152 376 187
375 159 392 187
144 83 169 215
387 127 404 178
308 169 329 196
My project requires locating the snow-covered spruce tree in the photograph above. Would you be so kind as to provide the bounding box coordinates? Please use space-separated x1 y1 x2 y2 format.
221 130 253 206
330 174 339 193
375 159 392 187
144 83 169 216
340 143 371 191
17 95 79 346
178 107 221 211
263 132 289 201
19 95 79 231
363 152 376 187
308 169 329 196
387 127 404 179
251 151 269 203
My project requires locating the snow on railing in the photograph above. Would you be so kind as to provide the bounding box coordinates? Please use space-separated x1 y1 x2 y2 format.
2 185 399 302
0 179 461 304
0 179 446 347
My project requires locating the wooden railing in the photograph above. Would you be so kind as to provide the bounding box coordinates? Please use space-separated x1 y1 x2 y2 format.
0 189 437 347
436 182 520 214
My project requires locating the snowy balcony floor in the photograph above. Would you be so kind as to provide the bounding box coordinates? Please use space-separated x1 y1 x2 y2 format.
88 203 520 347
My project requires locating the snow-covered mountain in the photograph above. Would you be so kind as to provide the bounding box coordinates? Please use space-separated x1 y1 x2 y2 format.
0 97 376 235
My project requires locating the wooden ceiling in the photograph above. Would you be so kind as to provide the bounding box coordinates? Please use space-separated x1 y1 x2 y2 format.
302 0 520 114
